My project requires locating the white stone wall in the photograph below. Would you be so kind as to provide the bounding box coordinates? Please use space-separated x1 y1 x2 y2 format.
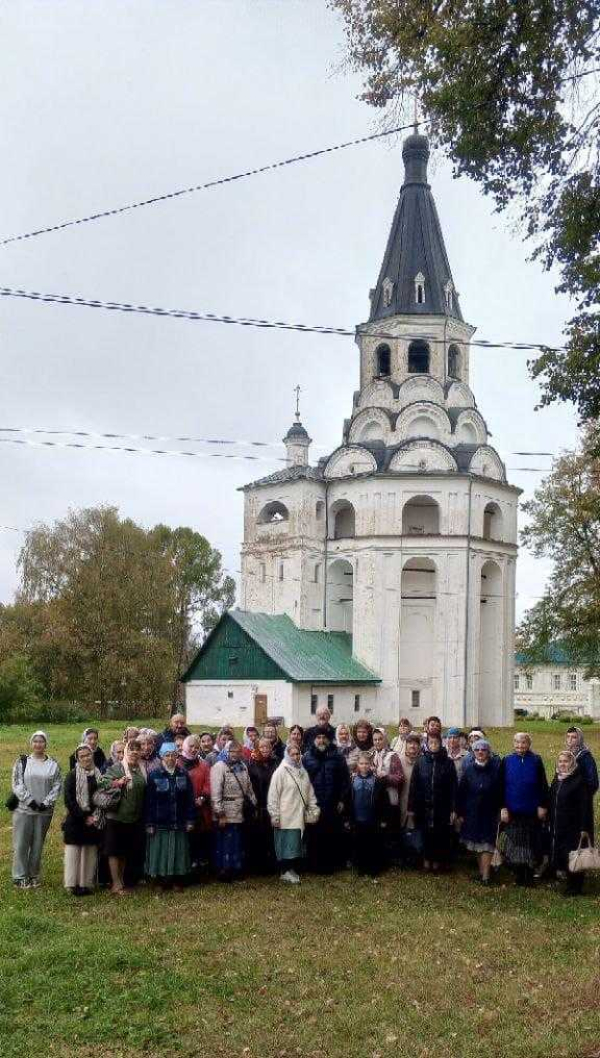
514 664 600 720
186 679 294 727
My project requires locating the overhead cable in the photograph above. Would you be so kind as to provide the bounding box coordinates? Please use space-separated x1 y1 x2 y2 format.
0 123 417 248
0 286 565 352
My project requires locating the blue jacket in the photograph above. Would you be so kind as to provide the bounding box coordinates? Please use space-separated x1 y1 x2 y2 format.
303 743 350 815
499 751 549 816
457 758 501 846
145 764 196 830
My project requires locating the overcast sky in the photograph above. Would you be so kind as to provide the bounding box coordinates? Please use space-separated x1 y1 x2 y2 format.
0 0 579 618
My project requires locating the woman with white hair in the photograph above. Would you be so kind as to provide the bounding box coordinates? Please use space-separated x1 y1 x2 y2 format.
498 732 549 886
10 731 62 889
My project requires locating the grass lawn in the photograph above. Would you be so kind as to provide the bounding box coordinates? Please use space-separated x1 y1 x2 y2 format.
1 720 599 1058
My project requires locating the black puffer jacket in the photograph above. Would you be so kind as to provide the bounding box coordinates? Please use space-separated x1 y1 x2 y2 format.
408 747 457 830
303 743 350 816
548 769 593 871
248 757 278 812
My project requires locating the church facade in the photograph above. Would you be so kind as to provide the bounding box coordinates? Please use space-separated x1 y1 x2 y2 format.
185 130 519 729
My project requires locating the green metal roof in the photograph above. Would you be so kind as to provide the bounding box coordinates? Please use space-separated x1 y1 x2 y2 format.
183 610 381 684
515 643 575 667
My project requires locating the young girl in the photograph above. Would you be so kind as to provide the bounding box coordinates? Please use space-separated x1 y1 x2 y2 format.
349 753 387 876
267 745 320 883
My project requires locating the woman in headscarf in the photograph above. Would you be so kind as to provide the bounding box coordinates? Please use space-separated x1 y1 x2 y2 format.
348 720 375 773
372 728 404 864
498 732 549 886
549 750 593 896
215 726 235 754
210 740 257 881
268 744 320 883
11 731 62 889
242 725 260 762
138 731 161 777
178 735 212 878
145 743 196 890
247 737 278 874
457 739 501 884
69 727 107 772
407 733 458 872
62 744 103 895
565 727 598 838
122 726 140 743
445 728 469 778
105 741 125 769
102 739 147 894
335 724 355 763
391 718 413 755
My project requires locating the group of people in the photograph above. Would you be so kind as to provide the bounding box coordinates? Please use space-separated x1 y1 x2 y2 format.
9 707 598 897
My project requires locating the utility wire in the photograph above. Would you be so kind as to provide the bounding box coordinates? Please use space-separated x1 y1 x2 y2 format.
0 286 565 353
3 63 600 250
0 123 417 249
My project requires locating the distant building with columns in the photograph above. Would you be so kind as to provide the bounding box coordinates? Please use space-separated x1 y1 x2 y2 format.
184 130 520 729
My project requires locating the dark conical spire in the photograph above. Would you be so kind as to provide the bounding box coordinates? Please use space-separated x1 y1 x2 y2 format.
368 130 463 322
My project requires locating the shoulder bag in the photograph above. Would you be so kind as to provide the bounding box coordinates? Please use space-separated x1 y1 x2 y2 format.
568 833 600 873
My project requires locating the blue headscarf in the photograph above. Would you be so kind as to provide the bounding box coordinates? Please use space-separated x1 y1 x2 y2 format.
159 742 177 757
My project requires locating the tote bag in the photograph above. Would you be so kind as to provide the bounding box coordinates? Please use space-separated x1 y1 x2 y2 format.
568 834 600 873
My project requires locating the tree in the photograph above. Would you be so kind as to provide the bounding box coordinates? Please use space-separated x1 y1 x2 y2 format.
149 524 236 711
518 429 600 675
331 0 600 422
16 506 235 715
0 653 43 722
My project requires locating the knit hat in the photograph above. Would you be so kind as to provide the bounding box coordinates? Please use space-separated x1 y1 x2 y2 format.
446 727 461 738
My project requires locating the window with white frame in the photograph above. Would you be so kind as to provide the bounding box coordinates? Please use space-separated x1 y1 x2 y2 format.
327 693 334 714
569 673 577 691
553 674 561 691
310 694 318 715
514 674 520 690
526 674 533 690
411 689 420 708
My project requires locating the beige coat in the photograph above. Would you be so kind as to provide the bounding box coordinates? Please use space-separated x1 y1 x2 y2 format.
267 761 320 834
210 761 256 824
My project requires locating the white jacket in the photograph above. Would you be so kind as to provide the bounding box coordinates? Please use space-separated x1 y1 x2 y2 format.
267 761 320 834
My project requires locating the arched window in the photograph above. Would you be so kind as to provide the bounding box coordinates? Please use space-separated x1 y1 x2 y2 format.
447 344 461 379
444 281 454 311
408 340 430 374
402 495 440 535
331 501 356 539
483 502 503 541
316 500 325 521
257 501 289 524
414 272 425 304
375 344 391 377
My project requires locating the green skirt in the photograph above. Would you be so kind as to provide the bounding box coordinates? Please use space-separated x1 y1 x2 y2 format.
145 829 190 879
273 828 304 862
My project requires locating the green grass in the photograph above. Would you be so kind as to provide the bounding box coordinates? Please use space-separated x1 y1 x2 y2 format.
1 721 599 1058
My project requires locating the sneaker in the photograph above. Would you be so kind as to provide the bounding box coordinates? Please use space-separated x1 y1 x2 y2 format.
280 870 296 884
28 878 40 889
287 870 301 884
14 878 31 889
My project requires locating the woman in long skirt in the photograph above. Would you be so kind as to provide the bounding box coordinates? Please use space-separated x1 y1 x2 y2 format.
457 739 501 884
268 745 320 883
498 732 549 886
145 742 195 889
548 750 593 896
210 740 257 881
62 744 103 896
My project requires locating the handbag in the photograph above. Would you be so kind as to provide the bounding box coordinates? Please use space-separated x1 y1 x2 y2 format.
5 756 28 812
491 824 504 868
230 767 256 824
568 834 600 873
92 785 123 811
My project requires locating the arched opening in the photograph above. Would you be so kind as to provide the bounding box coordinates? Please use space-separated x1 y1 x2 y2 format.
483 502 503 541
447 344 461 379
359 420 385 442
375 344 391 377
479 561 503 725
402 495 440 535
331 501 356 540
406 415 439 441
399 557 436 716
408 340 430 374
257 500 289 525
457 422 478 444
326 558 354 634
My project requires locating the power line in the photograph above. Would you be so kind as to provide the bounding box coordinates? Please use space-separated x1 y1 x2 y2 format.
0 286 565 353
0 123 417 249
0 435 286 464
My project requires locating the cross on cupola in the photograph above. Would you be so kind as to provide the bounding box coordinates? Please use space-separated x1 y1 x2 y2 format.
283 385 312 468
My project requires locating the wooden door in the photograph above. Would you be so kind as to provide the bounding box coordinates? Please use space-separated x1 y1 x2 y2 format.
254 694 268 726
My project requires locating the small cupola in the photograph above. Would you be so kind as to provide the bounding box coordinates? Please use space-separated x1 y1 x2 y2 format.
283 387 311 467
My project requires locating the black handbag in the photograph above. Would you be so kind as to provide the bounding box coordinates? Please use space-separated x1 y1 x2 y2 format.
5 756 28 812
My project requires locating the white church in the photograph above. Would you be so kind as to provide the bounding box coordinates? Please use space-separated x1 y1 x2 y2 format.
184 129 520 730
